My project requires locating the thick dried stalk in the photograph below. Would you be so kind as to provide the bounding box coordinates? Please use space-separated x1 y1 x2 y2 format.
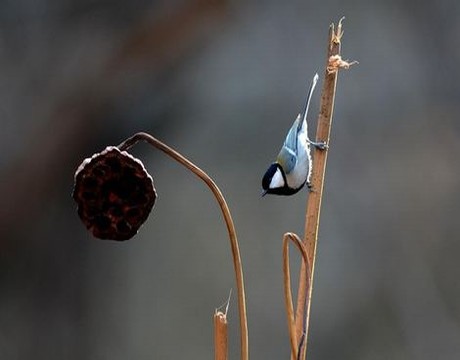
214 310 228 360
293 18 354 360
214 291 231 360
118 132 248 360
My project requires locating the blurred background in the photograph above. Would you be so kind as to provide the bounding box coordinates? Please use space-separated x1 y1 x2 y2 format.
1 0 460 359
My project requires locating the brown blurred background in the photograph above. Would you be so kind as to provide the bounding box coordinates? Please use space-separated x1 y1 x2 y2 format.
1 0 460 359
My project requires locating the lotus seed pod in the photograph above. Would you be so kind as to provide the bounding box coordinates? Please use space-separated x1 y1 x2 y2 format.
73 146 156 241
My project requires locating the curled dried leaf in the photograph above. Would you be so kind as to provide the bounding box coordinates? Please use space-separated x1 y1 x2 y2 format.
327 54 358 74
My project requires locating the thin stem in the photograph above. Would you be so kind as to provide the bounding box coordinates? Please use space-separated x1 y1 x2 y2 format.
118 132 249 360
294 18 347 360
282 232 311 360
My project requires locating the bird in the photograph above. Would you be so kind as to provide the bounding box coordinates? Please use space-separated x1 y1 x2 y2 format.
261 73 327 196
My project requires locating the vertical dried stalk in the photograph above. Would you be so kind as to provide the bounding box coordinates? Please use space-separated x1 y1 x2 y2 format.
293 18 353 360
118 132 248 360
214 310 228 360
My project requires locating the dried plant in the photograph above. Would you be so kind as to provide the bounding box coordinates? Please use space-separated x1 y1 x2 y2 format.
72 18 355 360
73 132 248 360
282 18 356 360
214 291 232 360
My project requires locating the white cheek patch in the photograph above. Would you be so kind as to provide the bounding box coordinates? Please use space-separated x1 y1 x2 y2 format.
269 168 285 189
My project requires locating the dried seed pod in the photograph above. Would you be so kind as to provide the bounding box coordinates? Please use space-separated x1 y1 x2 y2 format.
73 146 156 240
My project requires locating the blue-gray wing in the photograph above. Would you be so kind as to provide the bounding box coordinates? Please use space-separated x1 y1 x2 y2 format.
276 114 302 174
283 115 301 154
277 146 297 174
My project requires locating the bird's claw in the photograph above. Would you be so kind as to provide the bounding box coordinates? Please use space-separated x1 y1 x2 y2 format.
307 139 329 150
314 141 329 150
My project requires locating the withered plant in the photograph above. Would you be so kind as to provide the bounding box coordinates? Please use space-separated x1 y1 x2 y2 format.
72 18 355 360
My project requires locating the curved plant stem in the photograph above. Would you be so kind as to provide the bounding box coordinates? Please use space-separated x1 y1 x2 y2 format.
282 232 311 360
117 132 249 360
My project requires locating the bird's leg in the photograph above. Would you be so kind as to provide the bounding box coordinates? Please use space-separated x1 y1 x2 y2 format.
307 138 328 150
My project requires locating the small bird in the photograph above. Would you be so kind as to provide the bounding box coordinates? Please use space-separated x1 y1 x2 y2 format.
262 73 327 196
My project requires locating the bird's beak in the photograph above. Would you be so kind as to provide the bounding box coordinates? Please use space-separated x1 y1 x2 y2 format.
261 189 268 197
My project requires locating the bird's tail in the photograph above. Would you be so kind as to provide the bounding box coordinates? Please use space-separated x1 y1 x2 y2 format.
298 73 319 132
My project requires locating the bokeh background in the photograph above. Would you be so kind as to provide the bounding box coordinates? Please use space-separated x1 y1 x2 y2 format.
1 0 460 359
